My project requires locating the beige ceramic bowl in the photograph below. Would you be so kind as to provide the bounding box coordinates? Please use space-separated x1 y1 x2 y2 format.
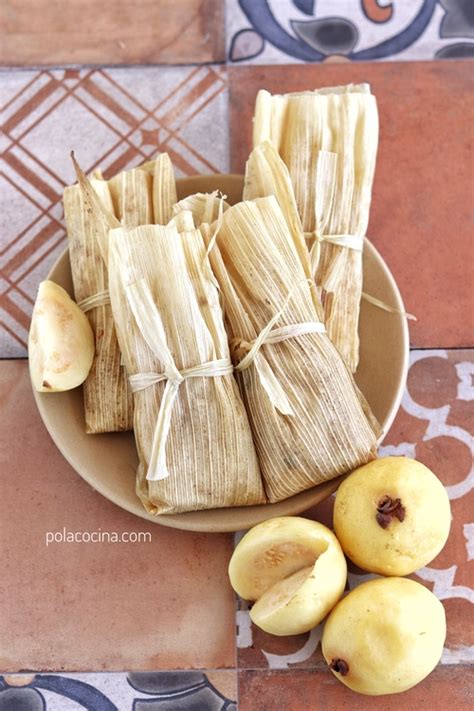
34 175 409 532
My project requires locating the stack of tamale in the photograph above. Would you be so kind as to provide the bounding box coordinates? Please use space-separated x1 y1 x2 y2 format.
203 196 380 503
252 84 379 372
56 82 385 515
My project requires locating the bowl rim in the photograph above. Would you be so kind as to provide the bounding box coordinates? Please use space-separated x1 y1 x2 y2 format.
33 173 410 532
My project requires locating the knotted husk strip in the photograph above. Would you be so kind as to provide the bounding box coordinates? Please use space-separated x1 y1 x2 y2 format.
108 222 265 515
253 84 379 372
63 173 133 433
172 191 230 228
203 196 380 503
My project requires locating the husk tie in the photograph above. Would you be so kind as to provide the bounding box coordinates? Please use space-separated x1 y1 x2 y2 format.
78 289 110 313
305 150 363 281
232 283 326 416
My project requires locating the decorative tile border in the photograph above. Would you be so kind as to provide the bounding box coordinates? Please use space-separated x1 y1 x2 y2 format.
0 671 237 710
226 0 474 64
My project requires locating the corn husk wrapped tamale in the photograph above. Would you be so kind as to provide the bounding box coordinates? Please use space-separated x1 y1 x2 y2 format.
108 220 265 514
203 196 380 503
253 85 379 372
63 172 133 433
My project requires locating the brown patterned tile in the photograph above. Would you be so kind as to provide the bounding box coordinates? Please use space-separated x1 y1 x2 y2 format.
0 65 229 357
228 60 474 349
238 667 474 711
0 1 225 66
0 360 235 672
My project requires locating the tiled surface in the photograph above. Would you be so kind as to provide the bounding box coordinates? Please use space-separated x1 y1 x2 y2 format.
0 65 229 357
228 59 474 350
238 667 474 710
0 0 225 66
0 360 235 672
227 0 474 63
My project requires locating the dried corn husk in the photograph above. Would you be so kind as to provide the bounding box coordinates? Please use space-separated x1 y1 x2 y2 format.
172 191 230 228
64 170 133 433
253 84 379 371
139 153 177 224
108 167 153 227
108 221 265 514
243 141 323 321
204 196 380 503
169 209 196 232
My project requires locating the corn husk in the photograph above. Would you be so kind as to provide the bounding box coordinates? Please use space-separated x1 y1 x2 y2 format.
63 172 133 433
253 84 379 371
169 209 196 232
139 153 177 224
108 153 177 226
108 221 265 514
108 167 153 227
204 196 380 503
172 191 230 228
243 141 323 321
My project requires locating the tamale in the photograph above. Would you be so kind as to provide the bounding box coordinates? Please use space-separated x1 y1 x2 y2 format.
204 196 380 503
253 84 379 372
108 221 265 514
63 172 133 433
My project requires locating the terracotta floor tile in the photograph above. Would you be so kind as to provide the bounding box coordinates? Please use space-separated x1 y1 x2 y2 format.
0 0 225 66
238 667 474 711
0 361 236 672
0 65 229 358
228 60 474 349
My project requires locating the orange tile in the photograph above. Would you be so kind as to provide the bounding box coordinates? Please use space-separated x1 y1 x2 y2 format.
229 60 474 349
238 667 474 711
0 361 235 672
0 1 225 66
